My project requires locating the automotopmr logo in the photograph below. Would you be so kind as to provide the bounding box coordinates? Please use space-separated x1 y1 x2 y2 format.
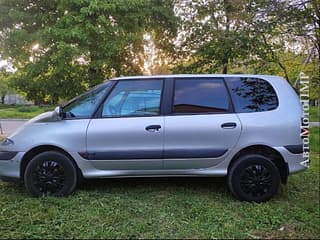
298 72 310 167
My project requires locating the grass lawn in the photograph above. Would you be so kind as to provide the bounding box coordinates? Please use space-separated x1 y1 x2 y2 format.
0 130 319 238
0 105 54 119
310 105 320 122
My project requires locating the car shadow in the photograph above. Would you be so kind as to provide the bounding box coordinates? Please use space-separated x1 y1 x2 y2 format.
1 177 229 197
78 176 229 194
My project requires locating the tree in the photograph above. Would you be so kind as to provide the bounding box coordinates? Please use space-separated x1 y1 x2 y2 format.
174 0 253 74
0 0 177 104
0 70 9 104
247 0 319 100
173 0 318 85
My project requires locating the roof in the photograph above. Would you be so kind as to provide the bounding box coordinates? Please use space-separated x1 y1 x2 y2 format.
111 74 281 81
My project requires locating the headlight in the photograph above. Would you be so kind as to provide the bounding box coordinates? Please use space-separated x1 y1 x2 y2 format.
1 138 14 146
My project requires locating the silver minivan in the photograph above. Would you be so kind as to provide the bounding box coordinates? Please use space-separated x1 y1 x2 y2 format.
0 74 308 202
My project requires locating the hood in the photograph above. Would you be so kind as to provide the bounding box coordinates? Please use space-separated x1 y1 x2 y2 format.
7 111 61 138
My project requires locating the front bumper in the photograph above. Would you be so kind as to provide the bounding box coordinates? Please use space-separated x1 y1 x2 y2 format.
0 152 24 182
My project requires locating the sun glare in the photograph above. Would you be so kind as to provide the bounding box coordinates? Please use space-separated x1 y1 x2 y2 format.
142 33 156 75
31 43 39 51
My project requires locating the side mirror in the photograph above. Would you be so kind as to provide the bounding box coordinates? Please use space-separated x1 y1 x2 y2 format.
54 106 63 118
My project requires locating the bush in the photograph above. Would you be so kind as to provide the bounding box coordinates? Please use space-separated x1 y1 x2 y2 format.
18 106 39 113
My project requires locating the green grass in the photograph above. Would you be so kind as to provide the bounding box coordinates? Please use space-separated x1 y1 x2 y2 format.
310 127 319 153
310 106 320 122
0 129 319 238
0 105 54 119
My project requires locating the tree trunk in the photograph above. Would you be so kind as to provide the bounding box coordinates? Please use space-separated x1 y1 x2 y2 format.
222 64 228 74
222 0 231 74
261 34 290 82
51 95 59 105
1 96 4 104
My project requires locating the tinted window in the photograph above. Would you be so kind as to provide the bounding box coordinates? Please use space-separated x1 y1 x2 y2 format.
173 79 230 113
227 77 278 113
102 80 163 117
63 83 111 118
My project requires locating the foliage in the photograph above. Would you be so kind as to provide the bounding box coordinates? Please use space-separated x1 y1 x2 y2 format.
173 0 252 74
0 0 319 103
173 0 319 100
0 70 10 104
0 0 177 104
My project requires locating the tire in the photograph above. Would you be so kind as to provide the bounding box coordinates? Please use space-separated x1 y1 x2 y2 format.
24 151 77 197
227 154 280 202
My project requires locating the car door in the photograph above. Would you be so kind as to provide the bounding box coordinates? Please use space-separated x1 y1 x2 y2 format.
164 77 241 169
85 79 164 170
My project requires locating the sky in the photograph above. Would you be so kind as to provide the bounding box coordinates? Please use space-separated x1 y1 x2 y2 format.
0 59 15 72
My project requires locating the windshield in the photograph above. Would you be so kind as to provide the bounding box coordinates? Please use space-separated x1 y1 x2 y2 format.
63 82 112 118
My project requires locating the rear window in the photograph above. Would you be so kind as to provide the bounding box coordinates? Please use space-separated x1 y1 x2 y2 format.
226 77 278 113
173 78 230 113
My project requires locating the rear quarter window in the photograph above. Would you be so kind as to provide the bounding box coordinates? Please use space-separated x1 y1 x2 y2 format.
226 77 278 113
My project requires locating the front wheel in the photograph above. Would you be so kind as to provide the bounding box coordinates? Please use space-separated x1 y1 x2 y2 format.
227 154 280 202
24 151 77 197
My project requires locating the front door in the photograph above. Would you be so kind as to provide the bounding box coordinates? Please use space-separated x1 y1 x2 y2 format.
86 79 164 170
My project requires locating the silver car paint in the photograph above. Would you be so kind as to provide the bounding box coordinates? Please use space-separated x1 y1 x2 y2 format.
163 114 241 169
7 113 89 153
86 117 164 170
0 74 307 180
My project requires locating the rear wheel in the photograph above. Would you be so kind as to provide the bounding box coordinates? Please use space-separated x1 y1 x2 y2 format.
227 154 280 202
24 151 77 197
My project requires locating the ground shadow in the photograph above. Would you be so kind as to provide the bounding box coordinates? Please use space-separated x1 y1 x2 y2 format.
78 176 228 194
1 176 229 197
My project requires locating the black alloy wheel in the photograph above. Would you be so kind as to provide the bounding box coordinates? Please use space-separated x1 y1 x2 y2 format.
24 151 77 197
227 154 280 202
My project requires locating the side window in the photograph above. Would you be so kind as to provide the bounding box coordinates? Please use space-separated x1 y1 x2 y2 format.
227 77 278 113
173 78 230 113
102 80 163 117
63 83 111 118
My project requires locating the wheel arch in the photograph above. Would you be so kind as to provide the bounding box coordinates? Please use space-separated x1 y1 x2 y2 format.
228 145 289 184
20 145 83 180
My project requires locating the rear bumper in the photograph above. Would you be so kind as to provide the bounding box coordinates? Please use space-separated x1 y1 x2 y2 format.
284 144 303 154
275 147 308 174
0 152 24 182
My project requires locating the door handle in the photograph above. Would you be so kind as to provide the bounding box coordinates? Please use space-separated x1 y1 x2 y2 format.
145 125 161 132
221 122 237 129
